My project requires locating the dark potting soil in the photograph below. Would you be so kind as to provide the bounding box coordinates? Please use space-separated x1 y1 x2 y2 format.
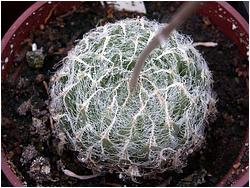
2 2 249 186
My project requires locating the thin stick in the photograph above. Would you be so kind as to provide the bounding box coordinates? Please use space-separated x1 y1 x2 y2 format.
193 42 218 47
44 5 57 24
129 2 201 92
43 80 49 95
62 169 101 180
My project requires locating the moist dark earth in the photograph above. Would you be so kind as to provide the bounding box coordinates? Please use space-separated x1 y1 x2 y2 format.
2 2 249 186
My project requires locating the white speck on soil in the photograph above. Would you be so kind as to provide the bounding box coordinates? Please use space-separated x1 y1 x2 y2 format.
20 144 38 165
232 24 237 30
239 33 245 37
41 166 51 174
4 57 9 63
32 43 38 51
28 156 51 183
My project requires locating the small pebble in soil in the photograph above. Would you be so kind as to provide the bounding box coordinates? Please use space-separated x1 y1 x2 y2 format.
233 162 241 169
35 74 45 83
17 99 31 116
6 151 14 159
20 145 38 165
40 24 45 30
28 156 51 184
17 77 30 89
53 131 67 156
31 117 50 142
30 97 48 118
2 117 14 127
177 169 207 186
157 176 172 186
202 17 211 26
26 48 45 69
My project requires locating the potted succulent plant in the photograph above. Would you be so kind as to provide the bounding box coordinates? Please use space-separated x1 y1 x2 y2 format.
1 1 248 187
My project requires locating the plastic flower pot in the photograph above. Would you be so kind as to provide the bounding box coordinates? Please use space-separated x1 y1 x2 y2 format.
1 1 248 186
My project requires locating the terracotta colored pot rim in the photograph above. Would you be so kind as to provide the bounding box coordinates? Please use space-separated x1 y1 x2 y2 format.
2 2 47 186
1 1 249 187
1 1 47 53
1 152 23 186
217 1 248 33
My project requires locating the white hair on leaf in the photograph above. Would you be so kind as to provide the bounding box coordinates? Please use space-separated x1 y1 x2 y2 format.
49 18 216 181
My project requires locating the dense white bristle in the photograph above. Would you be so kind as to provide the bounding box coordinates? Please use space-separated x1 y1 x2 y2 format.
49 18 216 180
